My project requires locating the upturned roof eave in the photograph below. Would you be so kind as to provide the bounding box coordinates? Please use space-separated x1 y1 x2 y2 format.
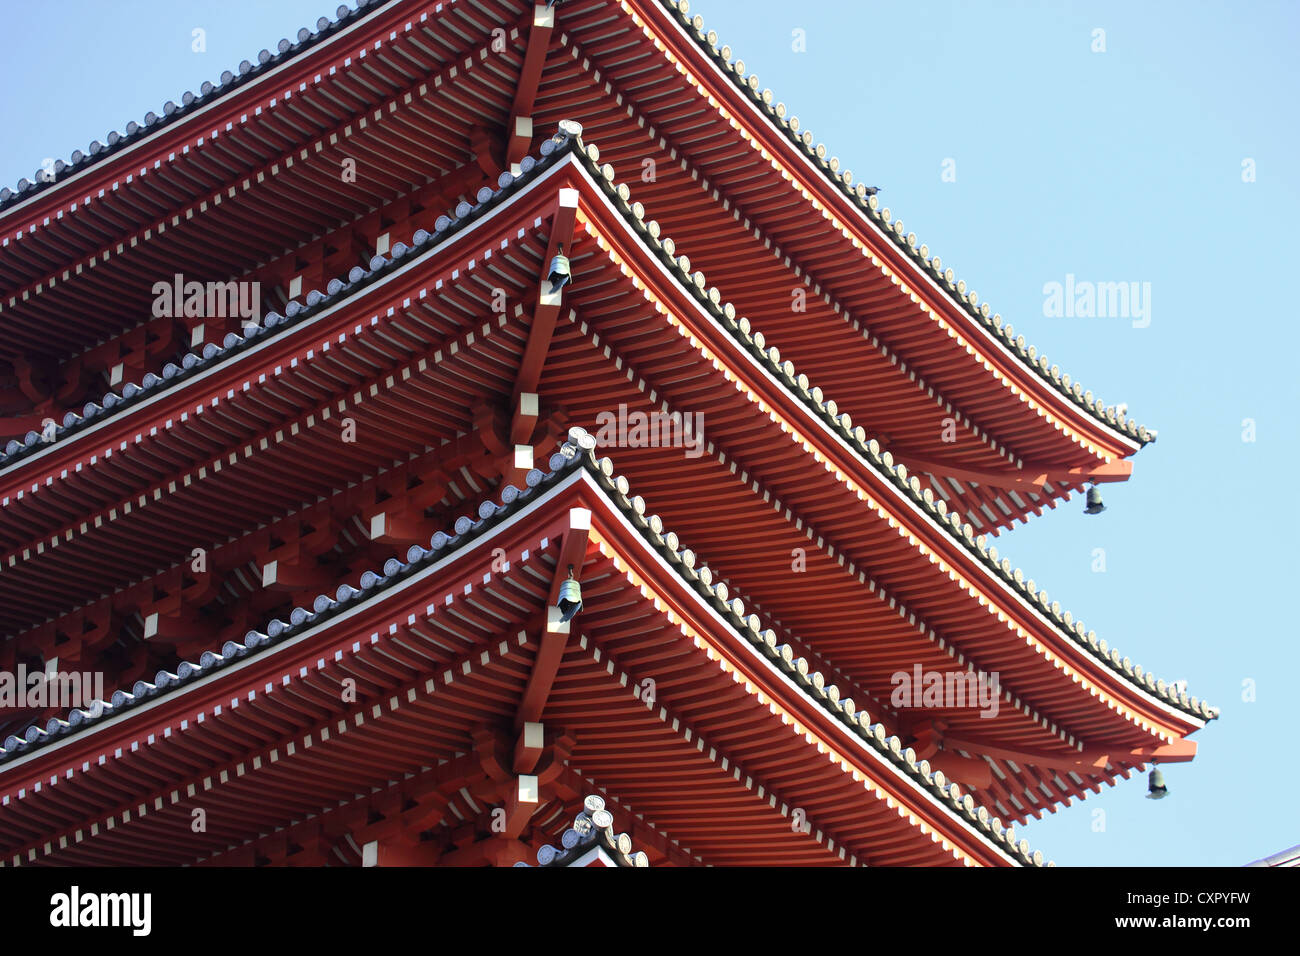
563 140 1214 730
633 0 1154 455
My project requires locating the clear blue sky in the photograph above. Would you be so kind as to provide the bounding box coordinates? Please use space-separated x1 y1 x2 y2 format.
2 0 1295 867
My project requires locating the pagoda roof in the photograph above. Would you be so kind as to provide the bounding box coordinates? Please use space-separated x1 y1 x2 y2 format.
0 136 1211 828
0 1 387 213
0 131 1215 739
0 0 1148 456
0 0 527 364
535 0 1153 533
0 145 570 636
644 0 1151 447
0 2 1213 866
0 137 575 470
0 144 1213 834
0 442 1043 865
0 0 1156 539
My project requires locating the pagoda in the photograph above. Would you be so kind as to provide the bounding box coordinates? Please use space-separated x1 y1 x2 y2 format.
0 0 1215 867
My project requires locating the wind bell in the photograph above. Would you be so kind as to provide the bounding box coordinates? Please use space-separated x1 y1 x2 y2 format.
1146 765 1168 800
557 564 582 622
547 243 572 293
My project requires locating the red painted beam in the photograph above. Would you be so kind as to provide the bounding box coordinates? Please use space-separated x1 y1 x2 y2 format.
503 774 540 839
516 509 591 730
507 5 557 167
509 390 539 446
513 721 545 773
362 838 443 867
940 733 1197 774
517 616 569 728
512 187 579 411
929 751 994 790
1051 459 1133 484
894 450 1133 493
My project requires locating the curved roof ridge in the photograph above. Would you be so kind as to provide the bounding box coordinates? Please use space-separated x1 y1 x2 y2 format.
0 0 393 214
656 0 1153 446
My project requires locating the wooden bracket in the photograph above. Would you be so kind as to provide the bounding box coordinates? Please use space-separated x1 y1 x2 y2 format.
506 5 556 168
516 509 591 729
510 188 579 430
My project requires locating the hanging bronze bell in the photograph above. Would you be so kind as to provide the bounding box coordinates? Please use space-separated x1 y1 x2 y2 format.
1146 767 1168 799
557 565 582 622
547 243 572 292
